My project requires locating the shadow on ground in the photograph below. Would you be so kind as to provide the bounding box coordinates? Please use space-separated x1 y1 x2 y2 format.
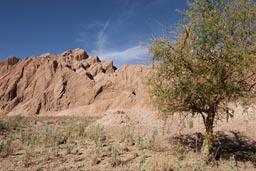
169 131 256 166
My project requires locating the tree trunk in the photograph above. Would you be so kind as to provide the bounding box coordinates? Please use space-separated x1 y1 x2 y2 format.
201 111 215 160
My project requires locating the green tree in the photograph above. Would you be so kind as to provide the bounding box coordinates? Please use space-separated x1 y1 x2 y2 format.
148 0 256 160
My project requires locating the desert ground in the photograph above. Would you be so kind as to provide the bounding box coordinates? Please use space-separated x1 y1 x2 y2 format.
0 107 255 171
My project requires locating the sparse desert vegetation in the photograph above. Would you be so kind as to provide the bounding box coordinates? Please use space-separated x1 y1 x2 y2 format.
0 112 255 171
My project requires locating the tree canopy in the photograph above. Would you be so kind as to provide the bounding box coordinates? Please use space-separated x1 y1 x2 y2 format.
148 0 256 159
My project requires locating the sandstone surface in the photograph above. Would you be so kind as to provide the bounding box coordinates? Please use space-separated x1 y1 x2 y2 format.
0 48 151 116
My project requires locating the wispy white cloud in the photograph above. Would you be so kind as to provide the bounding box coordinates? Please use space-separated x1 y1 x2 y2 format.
76 2 149 66
77 19 149 66
83 20 110 54
89 20 149 66
95 20 110 53
75 20 111 51
91 44 149 67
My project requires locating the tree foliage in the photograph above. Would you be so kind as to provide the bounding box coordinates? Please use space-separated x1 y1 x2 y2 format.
148 0 256 159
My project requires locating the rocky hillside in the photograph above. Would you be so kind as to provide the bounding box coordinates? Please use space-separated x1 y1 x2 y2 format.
0 48 151 116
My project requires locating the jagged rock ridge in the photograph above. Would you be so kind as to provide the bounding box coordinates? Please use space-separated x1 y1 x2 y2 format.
0 48 150 116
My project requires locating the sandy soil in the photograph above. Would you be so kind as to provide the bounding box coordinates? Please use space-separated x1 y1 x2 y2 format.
0 106 255 171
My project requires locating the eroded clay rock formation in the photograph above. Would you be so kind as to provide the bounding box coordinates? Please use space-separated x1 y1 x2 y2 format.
0 48 150 116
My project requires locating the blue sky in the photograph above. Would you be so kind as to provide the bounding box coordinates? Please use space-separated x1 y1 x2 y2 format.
0 0 187 66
